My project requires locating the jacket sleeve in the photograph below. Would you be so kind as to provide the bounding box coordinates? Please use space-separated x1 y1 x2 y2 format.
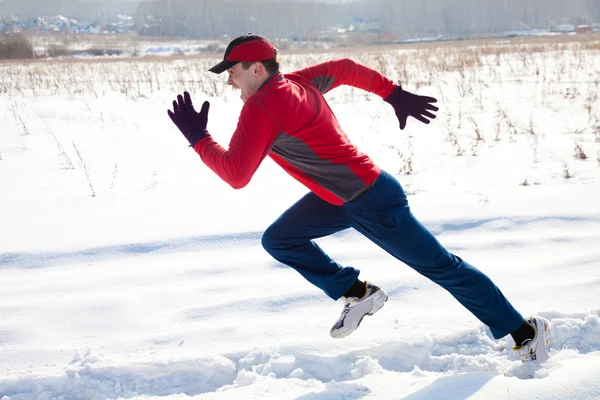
286 58 396 98
193 102 279 189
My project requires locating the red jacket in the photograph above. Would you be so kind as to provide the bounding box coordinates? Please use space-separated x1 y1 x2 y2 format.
194 58 396 206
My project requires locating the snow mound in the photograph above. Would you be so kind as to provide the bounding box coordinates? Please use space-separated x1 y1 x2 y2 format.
2 312 598 399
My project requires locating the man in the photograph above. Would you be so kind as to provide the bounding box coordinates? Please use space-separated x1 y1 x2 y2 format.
167 34 550 362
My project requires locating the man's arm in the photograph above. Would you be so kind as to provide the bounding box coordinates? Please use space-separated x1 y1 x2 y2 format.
194 102 279 189
289 58 438 130
286 58 396 98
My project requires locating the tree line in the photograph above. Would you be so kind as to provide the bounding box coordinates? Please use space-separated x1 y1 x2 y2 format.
134 0 599 38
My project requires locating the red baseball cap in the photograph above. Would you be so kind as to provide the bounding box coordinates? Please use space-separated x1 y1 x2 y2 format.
209 34 277 74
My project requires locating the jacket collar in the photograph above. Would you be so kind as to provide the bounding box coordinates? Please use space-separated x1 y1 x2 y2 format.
257 70 282 91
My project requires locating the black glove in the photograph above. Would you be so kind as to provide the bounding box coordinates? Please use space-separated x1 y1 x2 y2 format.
384 84 438 130
167 91 210 147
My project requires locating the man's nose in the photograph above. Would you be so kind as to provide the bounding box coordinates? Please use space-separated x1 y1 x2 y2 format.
227 75 233 85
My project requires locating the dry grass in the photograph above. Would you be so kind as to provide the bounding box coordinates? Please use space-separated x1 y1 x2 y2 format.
574 143 588 160
2 33 598 105
1 32 599 181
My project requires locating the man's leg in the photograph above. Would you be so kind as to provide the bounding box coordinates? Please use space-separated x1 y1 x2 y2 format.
261 192 358 300
344 171 525 339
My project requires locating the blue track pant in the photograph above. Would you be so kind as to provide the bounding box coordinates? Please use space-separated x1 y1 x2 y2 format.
261 170 525 339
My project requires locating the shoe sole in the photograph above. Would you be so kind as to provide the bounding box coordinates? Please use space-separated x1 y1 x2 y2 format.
331 291 388 339
537 317 551 361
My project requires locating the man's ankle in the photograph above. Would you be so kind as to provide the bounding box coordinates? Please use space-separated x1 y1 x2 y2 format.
510 320 535 346
343 279 367 299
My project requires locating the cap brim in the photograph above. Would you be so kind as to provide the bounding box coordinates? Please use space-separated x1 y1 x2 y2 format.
208 60 238 74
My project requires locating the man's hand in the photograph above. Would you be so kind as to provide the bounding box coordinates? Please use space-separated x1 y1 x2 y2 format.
167 91 210 147
384 85 438 130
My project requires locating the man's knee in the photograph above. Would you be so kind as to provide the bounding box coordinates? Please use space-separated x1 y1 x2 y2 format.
261 223 282 254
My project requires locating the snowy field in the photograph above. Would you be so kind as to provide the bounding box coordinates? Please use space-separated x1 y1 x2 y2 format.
1 35 600 399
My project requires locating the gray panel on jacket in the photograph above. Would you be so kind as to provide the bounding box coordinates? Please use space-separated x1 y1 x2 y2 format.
312 76 336 94
271 133 366 202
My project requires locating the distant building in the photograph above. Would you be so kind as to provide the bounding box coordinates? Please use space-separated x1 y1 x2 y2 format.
552 24 576 33
575 25 593 34
351 17 381 33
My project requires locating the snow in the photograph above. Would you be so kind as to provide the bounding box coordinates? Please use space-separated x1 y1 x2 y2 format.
1 36 600 399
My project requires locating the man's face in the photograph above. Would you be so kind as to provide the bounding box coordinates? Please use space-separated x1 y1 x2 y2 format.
227 62 261 103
